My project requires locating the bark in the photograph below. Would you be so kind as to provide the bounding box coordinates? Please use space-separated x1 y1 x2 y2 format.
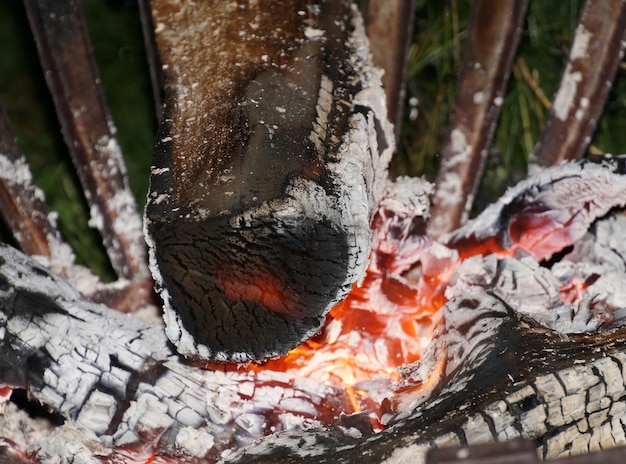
144 0 394 362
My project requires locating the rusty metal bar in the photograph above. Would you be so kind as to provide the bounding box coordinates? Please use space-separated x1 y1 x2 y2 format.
426 0 528 240
0 106 149 312
532 0 626 167
23 0 152 310
362 0 416 138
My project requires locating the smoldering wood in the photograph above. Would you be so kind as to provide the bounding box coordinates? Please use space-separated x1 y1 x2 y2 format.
145 0 394 362
3 2 626 463
426 0 528 240
531 0 626 168
3 245 626 463
23 0 153 313
3 160 626 463
445 159 626 263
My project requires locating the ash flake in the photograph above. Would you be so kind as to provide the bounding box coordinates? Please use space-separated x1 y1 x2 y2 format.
473 91 485 104
175 427 215 457
304 27 325 39
552 65 583 121
571 26 592 61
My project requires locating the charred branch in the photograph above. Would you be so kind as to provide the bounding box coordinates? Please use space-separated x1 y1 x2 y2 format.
362 0 416 137
23 0 152 312
0 106 62 260
532 0 626 168
427 0 528 240
445 158 626 264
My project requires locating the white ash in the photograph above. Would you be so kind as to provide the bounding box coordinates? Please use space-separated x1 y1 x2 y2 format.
570 25 592 61
552 64 582 122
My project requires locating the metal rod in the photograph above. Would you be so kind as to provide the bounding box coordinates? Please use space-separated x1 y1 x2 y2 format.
23 0 153 311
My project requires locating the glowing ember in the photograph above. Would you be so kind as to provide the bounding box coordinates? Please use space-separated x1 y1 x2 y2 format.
252 249 455 419
233 168 617 430
241 180 464 427
1 163 624 463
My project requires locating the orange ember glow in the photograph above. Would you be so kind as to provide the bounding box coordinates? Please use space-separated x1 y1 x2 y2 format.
249 234 460 424
239 199 583 428
216 266 295 315
254 275 443 413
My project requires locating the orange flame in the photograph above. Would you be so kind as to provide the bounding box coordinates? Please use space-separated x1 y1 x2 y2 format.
250 240 458 423
234 196 583 429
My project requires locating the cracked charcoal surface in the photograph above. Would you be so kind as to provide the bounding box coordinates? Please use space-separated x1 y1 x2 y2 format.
3 232 626 463
145 0 394 362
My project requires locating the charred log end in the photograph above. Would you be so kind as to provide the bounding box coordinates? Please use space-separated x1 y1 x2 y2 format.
145 1 393 362
145 194 370 363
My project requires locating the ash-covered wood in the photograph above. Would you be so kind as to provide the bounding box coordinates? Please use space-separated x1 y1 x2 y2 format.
4 2 626 462
23 0 153 313
145 0 394 362
426 0 528 239
445 159 626 263
2 160 626 463
531 0 626 168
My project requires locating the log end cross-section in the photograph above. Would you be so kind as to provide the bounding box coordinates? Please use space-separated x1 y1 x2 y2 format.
144 1 394 362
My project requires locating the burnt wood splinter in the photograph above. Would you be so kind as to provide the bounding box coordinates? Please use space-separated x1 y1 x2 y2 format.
144 0 394 362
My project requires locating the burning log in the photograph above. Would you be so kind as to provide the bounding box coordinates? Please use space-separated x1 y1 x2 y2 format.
2 158 626 462
3 1 626 463
144 0 394 362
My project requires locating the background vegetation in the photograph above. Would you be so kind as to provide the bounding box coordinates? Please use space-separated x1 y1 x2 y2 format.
0 0 625 279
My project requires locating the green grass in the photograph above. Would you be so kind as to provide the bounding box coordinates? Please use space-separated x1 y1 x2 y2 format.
0 1 625 278
398 1 626 210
